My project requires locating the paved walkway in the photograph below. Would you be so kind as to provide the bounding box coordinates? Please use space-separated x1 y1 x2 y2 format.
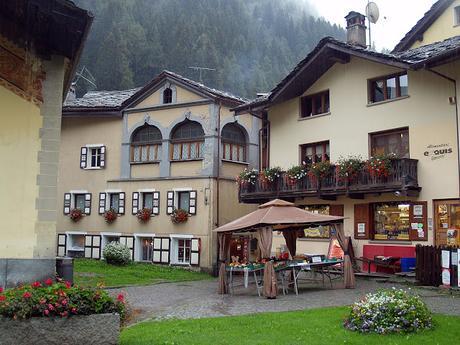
112 277 460 324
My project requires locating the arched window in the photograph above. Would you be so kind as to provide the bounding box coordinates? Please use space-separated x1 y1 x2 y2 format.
131 124 162 163
171 120 205 160
163 87 173 104
222 123 246 162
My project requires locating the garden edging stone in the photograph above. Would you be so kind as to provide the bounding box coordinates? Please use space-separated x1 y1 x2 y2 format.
0 313 120 345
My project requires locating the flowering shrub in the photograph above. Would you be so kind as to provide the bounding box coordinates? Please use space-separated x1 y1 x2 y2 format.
0 280 125 320
103 208 118 224
103 242 132 266
171 208 189 224
308 161 333 180
69 208 83 222
137 208 152 223
260 167 282 183
366 153 396 178
286 165 307 182
237 169 259 185
344 288 432 334
336 155 365 181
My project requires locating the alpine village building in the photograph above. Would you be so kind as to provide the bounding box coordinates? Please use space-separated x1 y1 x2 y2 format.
57 71 260 272
234 0 460 262
0 0 92 286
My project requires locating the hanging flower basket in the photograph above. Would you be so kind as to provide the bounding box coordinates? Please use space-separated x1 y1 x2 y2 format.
103 208 118 224
69 208 83 222
137 208 152 223
171 208 189 224
366 154 396 178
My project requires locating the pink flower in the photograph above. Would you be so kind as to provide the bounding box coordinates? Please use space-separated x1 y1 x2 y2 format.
31 281 41 288
44 278 53 286
71 307 77 314
44 309 49 316
64 281 72 289
61 299 67 306
39 298 46 305
60 311 68 317
0 287 3 293
23 291 32 299
48 304 54 311
117 294 125 302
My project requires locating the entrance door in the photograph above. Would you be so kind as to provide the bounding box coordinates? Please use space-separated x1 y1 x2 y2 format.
434 200 460 246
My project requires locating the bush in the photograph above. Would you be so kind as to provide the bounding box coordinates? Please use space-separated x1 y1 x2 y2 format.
344 288 432 334
0 279 125 320
103 242 132 266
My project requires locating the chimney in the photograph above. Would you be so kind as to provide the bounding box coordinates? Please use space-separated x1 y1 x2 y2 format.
65 82 77 101
345 11 367 48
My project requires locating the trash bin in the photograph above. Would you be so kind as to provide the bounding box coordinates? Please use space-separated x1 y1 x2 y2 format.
56 257 74 284
400 257 416 272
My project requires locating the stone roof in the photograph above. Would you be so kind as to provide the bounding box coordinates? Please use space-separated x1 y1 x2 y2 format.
394 35 460 64
64 88 141 109
393 0 455 53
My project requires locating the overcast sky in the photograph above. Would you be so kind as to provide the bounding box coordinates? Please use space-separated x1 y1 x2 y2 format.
310 0 438 51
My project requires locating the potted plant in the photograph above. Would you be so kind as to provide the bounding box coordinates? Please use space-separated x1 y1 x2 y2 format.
308 161 333 184
137 208 152 223
336 155 365 183
286 165 307 186
260 167 282 188
236 168 258 188
366 153 396 178
103 208 118 224
171 208 189 224
69 208 83 222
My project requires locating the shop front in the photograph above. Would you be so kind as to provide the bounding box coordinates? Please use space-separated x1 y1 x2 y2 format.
434 200 460 246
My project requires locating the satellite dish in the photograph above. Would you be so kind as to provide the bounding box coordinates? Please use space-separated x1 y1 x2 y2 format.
366 2 380 24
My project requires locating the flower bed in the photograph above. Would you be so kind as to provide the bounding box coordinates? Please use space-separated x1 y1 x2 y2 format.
344 288 432 334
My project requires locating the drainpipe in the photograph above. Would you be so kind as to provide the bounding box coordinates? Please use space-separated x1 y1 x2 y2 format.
427 68 460 198
215 101 222 274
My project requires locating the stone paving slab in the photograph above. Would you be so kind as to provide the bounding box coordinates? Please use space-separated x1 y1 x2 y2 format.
111 278 460 324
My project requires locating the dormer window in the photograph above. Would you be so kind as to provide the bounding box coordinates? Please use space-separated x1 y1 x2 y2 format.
163 87 173 104
455 6 460 26
300 90 330 118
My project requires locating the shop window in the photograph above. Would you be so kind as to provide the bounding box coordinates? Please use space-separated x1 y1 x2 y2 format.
131 124 162 163
300 90 330 118
170 120 205 160
369 73 408 103
221 123 247 162
300 141 330 165
435 201 460 246
370 128 409 158
373 203 410 241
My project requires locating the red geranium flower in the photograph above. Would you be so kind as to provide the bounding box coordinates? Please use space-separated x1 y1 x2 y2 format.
44 278 53 286
117 294 125 302
48 304 54 311
31 281 41 288
71 307 77 314
61 299 68 306
65 281 72 289
0 287 3 293
0 295 6 302
23 291 32 299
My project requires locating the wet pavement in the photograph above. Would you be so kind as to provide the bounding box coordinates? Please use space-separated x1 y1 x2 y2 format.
111 277 460 324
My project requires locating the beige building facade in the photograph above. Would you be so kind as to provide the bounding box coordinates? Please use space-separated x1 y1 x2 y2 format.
235 3 460 263
57 71 259 272
0 1 92 287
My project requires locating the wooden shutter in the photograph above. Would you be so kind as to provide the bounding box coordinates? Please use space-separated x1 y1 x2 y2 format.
118 192 125 214
98 192 106 214
153 237 170 264
153 191 160 215
57 234 67 257
167 191 174 214
190 238 200 266
354 203 371 239
189 190 197 215
80 147 87 169
84 235 101 259
409 201 428 241
84 193 92 215
120 236 135 260
132 192 139 215
63 193 71 214
100 146 106 168
329 204 344 217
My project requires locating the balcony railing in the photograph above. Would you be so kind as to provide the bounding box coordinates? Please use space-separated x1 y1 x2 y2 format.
239 158 420 203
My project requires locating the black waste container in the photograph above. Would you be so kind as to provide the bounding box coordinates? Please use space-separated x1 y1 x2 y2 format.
56 257 74 284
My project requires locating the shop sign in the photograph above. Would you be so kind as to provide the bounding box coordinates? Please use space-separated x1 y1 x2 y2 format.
424 144 453 161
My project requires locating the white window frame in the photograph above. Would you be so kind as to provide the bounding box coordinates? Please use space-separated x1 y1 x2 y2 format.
84 144 105 170
69 190 89 210
138 188 155 210
173 187 192 210
134 233 156 262
101 232 122 256
104 189 123 212
65 231 87 253
170 234 193 265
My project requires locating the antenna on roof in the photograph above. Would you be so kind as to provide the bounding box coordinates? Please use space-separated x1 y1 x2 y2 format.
365 1 380 50
74 66 97 90
188 66 216 83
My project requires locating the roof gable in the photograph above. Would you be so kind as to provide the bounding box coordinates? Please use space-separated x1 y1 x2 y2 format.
392 0 455 53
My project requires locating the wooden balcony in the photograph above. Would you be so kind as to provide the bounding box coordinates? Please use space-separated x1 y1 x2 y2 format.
239 159 420 203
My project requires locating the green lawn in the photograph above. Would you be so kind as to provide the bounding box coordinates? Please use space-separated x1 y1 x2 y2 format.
120 307 460 345
74 259 212 287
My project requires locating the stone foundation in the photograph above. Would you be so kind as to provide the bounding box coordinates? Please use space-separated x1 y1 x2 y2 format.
0 258 55 288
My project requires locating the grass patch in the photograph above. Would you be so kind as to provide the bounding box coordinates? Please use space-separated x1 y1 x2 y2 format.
74 259 212 287
120 307 460 345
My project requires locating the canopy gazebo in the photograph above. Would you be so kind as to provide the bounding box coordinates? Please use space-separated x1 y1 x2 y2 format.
213 199 355 298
